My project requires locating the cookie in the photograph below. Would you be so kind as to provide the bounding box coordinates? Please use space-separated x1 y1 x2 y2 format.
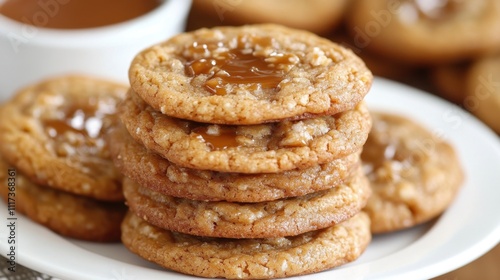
0 76 127 201
109 124 361 202
122 166 371 238
129 24 372 124
119 90 371 173
431 62 469 104
328 29 419 82
0 156 126 242
121 211 371 279
347 0 500 65
361 112 464 233
465 54 500 134
190 0 349 34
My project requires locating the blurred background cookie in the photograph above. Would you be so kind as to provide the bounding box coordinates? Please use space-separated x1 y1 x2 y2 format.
361 112 464 233
430 62 470 104
465 53 500 134
189 0 349 34
328 27 425 85
346 0 500 65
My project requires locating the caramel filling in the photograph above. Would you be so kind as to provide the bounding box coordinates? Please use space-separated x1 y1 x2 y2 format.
184 36 297 95
174 119 240 150
192 125 239 150
44 105 102 139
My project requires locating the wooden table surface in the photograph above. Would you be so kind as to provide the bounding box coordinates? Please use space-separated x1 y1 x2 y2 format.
434 244 500 279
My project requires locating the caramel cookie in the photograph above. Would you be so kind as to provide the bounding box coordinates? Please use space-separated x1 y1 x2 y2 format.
190 0 349 34
361 112 464 233
119 90 371 173
328 29 418 82
431 62 469 104
465 54 500 134
0 76 127 201
347 0 500 65
129 24 372 124
122 166 371 238
121 211 371 279
0 156 126 242
109 124 360 202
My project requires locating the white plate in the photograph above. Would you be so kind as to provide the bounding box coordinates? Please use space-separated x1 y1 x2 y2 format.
1 78 500 280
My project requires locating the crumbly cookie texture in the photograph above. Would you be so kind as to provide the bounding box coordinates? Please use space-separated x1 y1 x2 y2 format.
0 76 127 201
109 124 360 202
121 211 371 279
347 0 500 65
362 112 464 233
122 166 370 239
119 90 371 173
0 156 126 242
129 24 372 124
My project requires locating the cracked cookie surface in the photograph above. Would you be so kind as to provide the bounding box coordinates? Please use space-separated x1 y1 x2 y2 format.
129 24 372 124
119 90 371 173
109 124 360 202
122 166 371 239
121 211 371 279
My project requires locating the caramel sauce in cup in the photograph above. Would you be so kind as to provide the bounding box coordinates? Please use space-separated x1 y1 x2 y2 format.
0 0 191 101
0 0 161 29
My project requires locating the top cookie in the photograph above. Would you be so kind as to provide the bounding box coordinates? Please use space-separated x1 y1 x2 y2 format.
0 76 127 201
129 24 372 124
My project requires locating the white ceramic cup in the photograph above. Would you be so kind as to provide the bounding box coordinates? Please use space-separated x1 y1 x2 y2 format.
0 0 192 101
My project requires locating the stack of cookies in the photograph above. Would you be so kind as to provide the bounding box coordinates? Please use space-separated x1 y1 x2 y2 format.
0 76 128 242
111 24 374 279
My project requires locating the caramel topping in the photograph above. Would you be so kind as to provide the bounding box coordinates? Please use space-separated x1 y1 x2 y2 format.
400 0 464 21
361 139 399 171
184 36 297 95
42 101 117 161
44 104 103 139
190 124 239 150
